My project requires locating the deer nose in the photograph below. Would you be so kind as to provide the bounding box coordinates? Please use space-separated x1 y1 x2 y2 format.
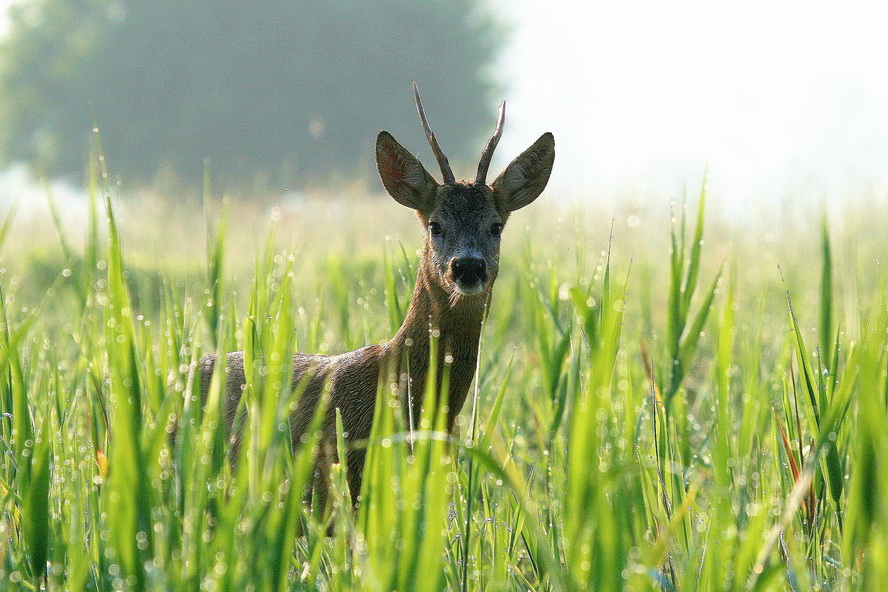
451 257 487 285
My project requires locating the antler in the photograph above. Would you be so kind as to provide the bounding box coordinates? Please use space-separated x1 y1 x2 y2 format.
475 100 506 185
413 82 455 185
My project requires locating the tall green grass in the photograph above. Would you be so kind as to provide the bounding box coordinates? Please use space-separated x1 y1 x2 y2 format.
1 167 887 591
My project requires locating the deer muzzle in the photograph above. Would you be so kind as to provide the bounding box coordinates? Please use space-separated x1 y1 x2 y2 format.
450 257 488 293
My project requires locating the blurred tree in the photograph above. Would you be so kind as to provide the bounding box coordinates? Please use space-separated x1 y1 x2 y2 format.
0 0 503 189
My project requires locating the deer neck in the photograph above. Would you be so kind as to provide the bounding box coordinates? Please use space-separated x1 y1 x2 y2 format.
386 255 490 425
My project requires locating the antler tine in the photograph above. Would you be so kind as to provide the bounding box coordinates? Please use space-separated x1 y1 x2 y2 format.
474 100 506 185
413 82 455 185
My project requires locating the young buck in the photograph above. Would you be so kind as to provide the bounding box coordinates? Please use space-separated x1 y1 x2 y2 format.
200 84 555 509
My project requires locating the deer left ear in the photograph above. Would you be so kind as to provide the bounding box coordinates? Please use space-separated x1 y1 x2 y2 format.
376 131 439 212
492 132 555 212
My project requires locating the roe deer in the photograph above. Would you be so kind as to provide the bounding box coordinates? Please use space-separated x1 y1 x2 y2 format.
199 84 555 510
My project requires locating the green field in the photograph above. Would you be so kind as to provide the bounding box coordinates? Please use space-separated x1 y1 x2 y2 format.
1 171 887 591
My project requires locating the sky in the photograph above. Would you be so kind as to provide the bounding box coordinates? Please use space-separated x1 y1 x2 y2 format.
2 0 887 211
488 0 888 208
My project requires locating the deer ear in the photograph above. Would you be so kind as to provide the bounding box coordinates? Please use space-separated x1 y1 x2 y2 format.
376 131 439 212
492 132 555 212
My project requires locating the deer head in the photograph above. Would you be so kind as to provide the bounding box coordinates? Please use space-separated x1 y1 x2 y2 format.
376 84 555 298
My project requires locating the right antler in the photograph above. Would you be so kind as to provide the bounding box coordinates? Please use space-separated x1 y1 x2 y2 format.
413 82 455 185
475 100 506 185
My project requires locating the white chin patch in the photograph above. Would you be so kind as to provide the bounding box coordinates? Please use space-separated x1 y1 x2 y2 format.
455 283 484 296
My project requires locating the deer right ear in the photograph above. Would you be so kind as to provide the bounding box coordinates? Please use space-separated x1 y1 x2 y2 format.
376 131 439 212
492 132 555 212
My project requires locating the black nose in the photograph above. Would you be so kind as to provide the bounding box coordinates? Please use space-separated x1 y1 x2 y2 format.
451 257 487 285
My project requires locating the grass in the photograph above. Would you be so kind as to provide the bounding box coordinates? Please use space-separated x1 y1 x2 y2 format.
1 161 887 591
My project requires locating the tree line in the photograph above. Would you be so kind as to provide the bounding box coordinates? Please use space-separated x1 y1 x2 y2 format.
0 0 503 189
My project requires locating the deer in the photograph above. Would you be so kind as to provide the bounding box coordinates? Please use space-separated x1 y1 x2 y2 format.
199 84 555 513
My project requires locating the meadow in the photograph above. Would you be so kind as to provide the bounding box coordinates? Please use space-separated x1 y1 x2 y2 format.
1 164 887 591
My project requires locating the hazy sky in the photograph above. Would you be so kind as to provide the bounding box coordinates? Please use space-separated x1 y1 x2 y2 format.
2 0 887 208
490 0 888 205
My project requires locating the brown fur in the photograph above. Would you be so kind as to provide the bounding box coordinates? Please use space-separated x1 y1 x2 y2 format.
199 251 487 508
198 99 555 513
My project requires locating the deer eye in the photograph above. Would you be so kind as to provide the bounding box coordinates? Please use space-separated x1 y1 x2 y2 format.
429 222 442 236
490 222 503 236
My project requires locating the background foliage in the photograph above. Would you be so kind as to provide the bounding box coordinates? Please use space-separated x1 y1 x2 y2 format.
1 163 887 590
0 0 502 187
